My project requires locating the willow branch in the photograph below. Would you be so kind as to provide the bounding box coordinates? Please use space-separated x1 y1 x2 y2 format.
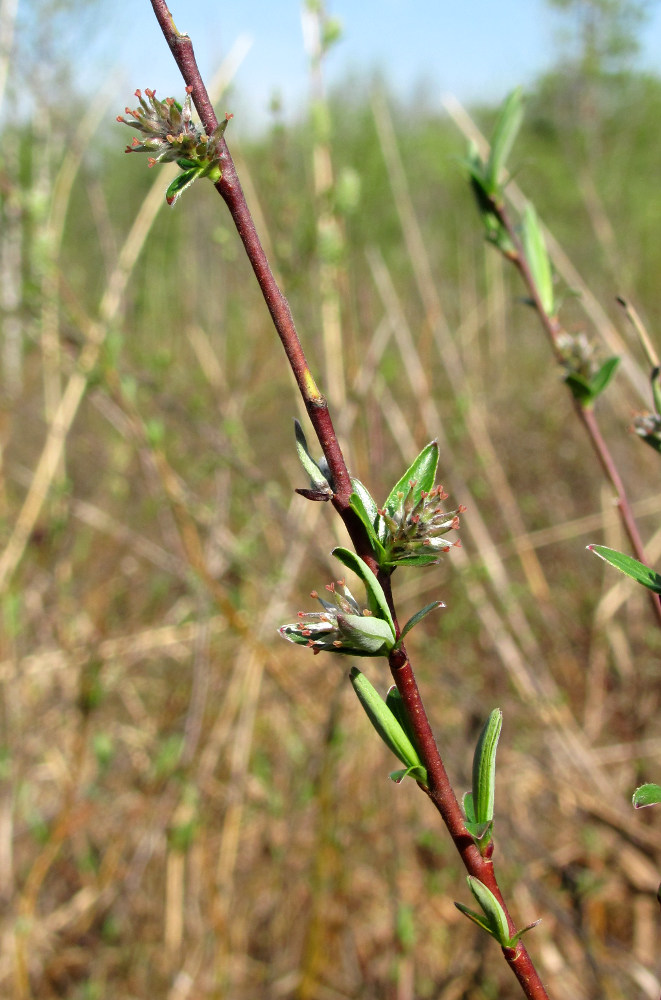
145 5 551 995
494 198 661 626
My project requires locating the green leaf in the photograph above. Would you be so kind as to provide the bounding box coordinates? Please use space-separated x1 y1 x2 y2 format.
381 552 444 569
462 142 486 185
385 685 421 753
464 146 515 253
633 783 661 808
321 16 343 50
394 602 444 649
508 919 542 947
350 477 379 526
294 419 332 494
395 903 416 951
383 441 439 518
390 764 428 784
638 431 661 456
484 87 524 196
652 366 661 416
466 876 511 947
566 357 620 408
454 901 494 937
199 160 222 184
350 668 427 786
465 820 493 843
564 371 595 405
589 356 620 399
521 203 554 316
336 613 395 655
210 116 231 145
332 547 396 638
385 685 409 734
587 545 661 594
349 481 387 560
278 629 317 650
166 167 201 206
472 709 502 830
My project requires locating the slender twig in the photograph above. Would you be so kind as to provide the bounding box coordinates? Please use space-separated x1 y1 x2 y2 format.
493 197 661 626
146 4 551 996
148 2 357 513
617 295 659 370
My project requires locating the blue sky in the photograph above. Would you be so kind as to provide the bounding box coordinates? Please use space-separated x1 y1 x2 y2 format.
109 1 661 131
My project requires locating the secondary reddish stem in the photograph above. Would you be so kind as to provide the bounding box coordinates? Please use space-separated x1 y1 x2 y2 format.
495 198 661 627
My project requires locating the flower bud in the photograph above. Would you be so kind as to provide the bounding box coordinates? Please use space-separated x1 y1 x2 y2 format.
279 579 395 657
556 330 595 380
633 410 661 450
117 88 232 203
380 482 464 565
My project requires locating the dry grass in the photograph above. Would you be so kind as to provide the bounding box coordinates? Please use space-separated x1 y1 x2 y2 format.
1 52 661 1000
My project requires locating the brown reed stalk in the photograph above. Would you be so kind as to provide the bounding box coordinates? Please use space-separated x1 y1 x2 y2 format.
144 3 553 996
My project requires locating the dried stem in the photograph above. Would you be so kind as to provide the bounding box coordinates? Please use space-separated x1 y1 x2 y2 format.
146 3 551 996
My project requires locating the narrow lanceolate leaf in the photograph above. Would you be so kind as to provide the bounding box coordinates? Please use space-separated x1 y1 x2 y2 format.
390 763 428 784
466 876 511 947
465 145 511 249
394 602 445 649
472 709 502 830
166 167 202 206
349 489 380 546
484 87 524 196
564 371 595 406
294 419 333 494
335 613 395 655
350 477 380 528
332 547 396 638
463 788 477 823
509 919 542 948
349 482 387 560
521 203 554 317
382 551 445 569
350 668 428 786
454 901 494 937
589 356 620 399
383 441 439 518
463 141 486 186
385 685 412 742
587 545 661 594
566 357 620 409
633 783 661 808
652 366 661 417
468 170 515 252
385 686 428 768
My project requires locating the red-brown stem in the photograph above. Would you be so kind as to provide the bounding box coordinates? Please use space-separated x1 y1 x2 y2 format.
149 0 381 568
494 198 661 626
147 4 551 996
392 657 549 998
383 583 549 999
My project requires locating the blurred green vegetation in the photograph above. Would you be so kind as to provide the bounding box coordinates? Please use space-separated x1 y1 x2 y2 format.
2 5 661 998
